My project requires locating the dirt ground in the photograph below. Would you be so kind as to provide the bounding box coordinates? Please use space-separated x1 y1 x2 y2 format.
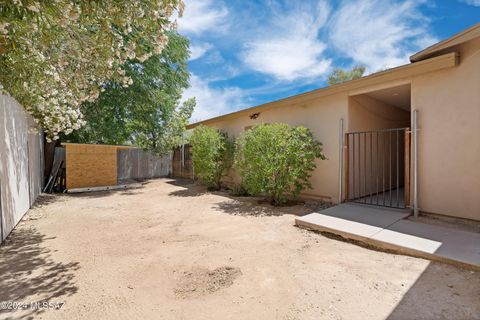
0 178 479 320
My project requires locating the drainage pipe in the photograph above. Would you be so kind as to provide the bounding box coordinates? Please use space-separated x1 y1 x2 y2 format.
413 109 419 219
338 118 344 203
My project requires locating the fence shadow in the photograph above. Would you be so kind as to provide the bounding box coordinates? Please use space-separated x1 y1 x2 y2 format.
0 227 80 319
30 194 61 209
67 186 145 199
386 262 480 319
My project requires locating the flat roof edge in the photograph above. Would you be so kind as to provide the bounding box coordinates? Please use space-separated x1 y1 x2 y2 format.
410 23 480 62
187 52 458 129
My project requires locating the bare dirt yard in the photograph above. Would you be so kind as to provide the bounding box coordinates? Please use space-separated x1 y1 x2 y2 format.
1 178 479 320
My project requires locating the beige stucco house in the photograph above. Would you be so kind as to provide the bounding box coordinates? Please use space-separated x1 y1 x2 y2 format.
187 24 480 222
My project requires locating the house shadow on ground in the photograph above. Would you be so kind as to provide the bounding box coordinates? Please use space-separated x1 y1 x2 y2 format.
0 227 80 320
315 231 480 318
167 178 332 217
386 262 480 319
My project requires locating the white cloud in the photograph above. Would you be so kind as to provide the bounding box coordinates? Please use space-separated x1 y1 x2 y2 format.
459 0 480 6
189 43 213 60
413 34 438 50
242 1 332 81
203 50 225 64
179 0 442 122
178 0 229 35
184 74 249 122
329 0 438 72
243 39 331 82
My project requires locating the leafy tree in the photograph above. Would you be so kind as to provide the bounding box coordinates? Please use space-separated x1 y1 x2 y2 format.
64 32 195 155
190 125 234 190
327 65 365 85
235 123 326 206
0 0 184 139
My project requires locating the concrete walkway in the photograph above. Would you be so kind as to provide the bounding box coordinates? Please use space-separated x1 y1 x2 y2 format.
296 203 480 270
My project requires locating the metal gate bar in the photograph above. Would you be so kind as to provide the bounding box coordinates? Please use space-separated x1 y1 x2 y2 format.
345 128 410 209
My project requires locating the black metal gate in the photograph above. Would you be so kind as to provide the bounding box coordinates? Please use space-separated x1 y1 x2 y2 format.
345 128 410 209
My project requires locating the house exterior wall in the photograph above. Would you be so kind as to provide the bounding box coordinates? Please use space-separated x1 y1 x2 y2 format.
191 36 479 221
411 38 480 221
202 93 349 202
0 93 44 242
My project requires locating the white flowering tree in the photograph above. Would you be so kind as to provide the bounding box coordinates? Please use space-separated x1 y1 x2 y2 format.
0 0 184 140
66 32 195 155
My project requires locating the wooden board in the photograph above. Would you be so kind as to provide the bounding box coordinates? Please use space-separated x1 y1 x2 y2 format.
65 143 133 189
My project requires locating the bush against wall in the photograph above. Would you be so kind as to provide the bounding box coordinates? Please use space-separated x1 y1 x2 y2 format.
190 125 234 189
235 123 326 205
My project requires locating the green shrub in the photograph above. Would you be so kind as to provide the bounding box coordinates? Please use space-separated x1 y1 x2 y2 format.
235 123 326 205
229 184 250 197
190 125 234 189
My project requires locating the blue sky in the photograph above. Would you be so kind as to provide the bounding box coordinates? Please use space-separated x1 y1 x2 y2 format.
177 0 480 122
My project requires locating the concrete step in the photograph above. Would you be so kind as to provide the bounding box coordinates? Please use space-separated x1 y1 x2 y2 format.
295 204 480 270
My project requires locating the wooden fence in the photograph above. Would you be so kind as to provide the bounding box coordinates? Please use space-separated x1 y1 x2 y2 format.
117 149 171 182
0 93 43 242
172 144 193 179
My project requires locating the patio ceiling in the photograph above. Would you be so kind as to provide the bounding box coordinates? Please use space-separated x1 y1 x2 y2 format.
364 84 411 111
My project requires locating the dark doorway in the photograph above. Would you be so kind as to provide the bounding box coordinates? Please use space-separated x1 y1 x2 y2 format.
345 127 410 209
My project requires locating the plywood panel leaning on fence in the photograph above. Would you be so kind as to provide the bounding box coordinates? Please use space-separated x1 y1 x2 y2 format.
64 143 132 189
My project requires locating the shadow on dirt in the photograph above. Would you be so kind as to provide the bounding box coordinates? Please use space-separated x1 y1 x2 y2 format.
213 198 331 217
165 178 195 188
168 188 208 197
30 194 60 209
167 178 332 217
213 200 284 217
387 262 480 319
167 179 208 197
66 186 145 199
0 227 80 319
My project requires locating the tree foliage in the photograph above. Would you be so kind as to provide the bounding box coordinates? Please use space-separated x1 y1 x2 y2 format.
235 123 326 205
327 65 365 85
0 0 184 139
64 32 194 155
190 125 234 190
